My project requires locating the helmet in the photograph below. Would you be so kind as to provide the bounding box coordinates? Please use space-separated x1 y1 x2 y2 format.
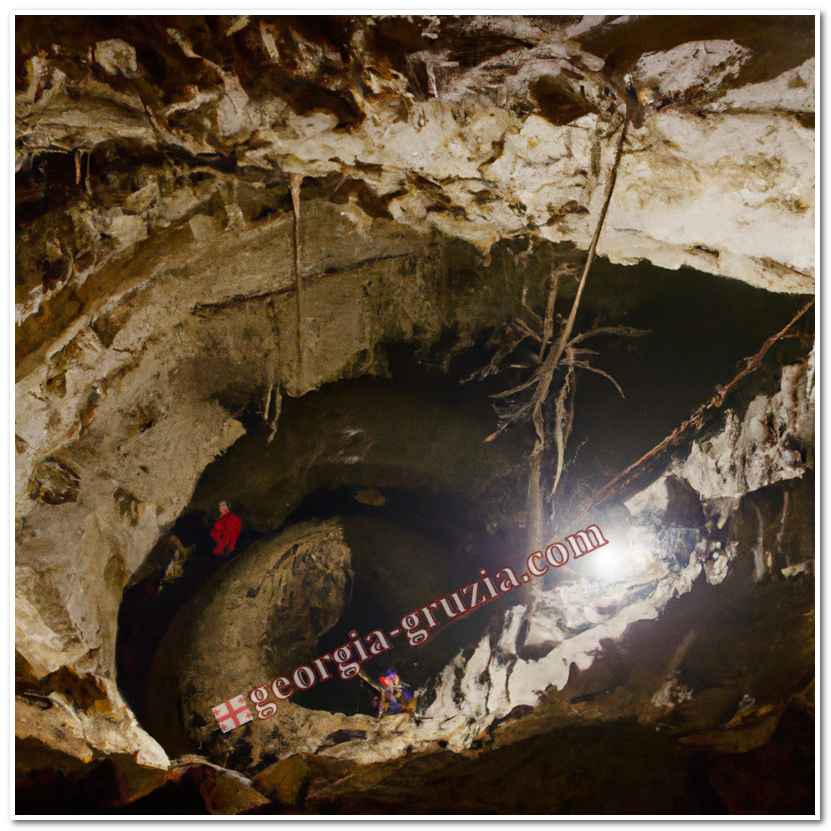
379 669 398 687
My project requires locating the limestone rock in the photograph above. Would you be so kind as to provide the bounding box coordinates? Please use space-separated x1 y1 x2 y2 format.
678 353 814 499
253 754 311 805
254 754 356 805
145 520 355 759
16 672 169 779
93 39 138 77
196 767 270 815
27 458 80 505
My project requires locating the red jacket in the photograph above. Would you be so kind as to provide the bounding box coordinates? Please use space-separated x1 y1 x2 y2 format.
211 512 242 556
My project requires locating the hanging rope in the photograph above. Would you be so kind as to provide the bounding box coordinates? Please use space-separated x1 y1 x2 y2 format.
581 299 814 516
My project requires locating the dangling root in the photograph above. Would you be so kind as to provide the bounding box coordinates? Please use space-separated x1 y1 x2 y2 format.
290 174 304 388
550 362 576 503
525 107 630 550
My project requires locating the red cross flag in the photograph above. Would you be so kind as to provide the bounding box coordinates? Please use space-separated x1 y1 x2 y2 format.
212 694 253 733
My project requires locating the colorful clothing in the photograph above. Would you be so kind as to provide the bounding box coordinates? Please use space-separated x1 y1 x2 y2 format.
376 671 415 716
210 512 242 556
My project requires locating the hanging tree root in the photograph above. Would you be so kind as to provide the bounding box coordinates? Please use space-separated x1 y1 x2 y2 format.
503 100 632 648
580 299 815 517
466 91 638 645
476 101 636 557
525 105 630 551
525 270 562 553
258 173 302 443
290 174 304 388
551 356 576 502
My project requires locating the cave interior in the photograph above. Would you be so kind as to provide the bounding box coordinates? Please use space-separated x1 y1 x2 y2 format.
14 13 815 817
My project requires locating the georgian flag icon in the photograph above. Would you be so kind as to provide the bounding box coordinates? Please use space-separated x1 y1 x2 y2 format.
212 694 254 733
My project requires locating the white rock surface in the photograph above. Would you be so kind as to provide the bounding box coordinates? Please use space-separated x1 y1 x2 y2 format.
422 351 814 747
633 40 752 99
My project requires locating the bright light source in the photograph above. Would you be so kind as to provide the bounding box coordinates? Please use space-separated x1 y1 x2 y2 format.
572 524 659 585
579 539 629 582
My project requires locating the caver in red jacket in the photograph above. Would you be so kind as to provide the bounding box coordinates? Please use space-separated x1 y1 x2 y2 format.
211 511 242 556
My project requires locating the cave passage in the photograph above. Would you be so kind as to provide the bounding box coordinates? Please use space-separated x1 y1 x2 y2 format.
115 259 812 753
284 486 518 714
14 11 818 818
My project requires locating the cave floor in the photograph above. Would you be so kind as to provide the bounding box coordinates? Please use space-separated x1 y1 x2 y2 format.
59 699 806 816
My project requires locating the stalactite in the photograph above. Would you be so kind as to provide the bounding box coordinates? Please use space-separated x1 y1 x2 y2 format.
752 503 767 582
262 291 283 444
84 151 92 197
266 383 283 445
263 382 272 426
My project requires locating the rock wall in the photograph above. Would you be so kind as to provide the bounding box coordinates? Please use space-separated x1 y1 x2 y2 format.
146 520 355 759
421 350 814 751
14 198 553 781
